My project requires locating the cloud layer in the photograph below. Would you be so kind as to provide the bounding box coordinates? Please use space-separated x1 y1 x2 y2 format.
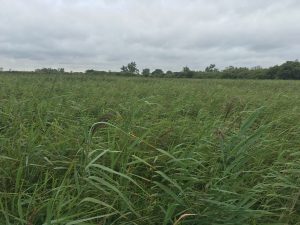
0 0 300 71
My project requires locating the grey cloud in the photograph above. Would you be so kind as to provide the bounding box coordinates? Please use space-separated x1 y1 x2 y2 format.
0 0 300 71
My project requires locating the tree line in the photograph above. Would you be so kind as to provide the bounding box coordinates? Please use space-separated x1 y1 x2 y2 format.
87 60 300 80
1 60 300 80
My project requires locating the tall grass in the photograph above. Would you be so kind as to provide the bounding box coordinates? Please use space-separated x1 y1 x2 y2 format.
0 74 300 224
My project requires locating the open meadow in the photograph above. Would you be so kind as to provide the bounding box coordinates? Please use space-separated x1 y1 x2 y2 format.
0 74 300 225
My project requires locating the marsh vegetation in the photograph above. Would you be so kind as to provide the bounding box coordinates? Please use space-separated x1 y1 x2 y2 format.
0 75 300 224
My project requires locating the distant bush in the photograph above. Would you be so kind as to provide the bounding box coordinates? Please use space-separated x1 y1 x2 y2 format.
35 68 65 74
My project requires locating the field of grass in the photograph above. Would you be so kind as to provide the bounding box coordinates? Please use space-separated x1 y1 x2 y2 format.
0 74 300 225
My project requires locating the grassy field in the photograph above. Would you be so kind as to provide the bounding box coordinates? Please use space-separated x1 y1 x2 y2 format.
0 74 300 225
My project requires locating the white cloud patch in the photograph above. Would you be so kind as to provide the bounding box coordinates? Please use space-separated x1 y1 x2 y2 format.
0 0 300 71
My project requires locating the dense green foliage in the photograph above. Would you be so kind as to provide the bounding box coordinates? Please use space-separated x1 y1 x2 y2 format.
0 74 300 224
266 61 300 80
120 60 300 79
2 60 300 80
121 62 139 75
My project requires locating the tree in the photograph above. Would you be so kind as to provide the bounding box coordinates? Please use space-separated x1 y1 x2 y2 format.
266 60 300 80
205 64 218 72
182 66 194 78
121 62 139 74
166 70 173 77
120 65 129 73
127 62 139 74
142 68 150 77
58 68 65 73
182 66 190 73
151 69 164 77
85 69 96 74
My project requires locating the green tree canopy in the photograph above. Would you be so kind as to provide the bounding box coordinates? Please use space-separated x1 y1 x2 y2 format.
142 68 150 77
121 62 139 74
266 60 300 79
151 69 164 77
205 64 219 72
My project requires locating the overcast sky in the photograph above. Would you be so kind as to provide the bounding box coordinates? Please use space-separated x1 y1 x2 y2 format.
0 0 300 71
